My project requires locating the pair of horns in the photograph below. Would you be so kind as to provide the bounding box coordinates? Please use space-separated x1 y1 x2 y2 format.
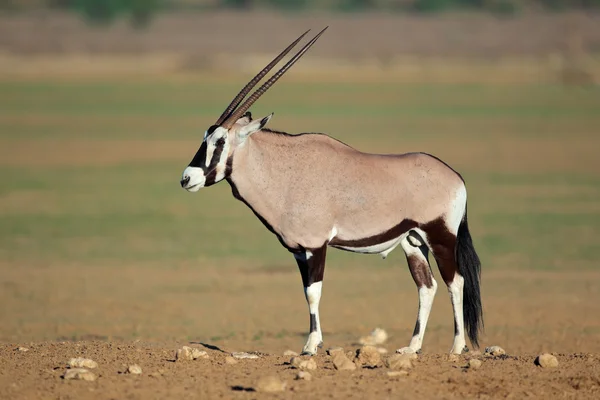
216 27 328 129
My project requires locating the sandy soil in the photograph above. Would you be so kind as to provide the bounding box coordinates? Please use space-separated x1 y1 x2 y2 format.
1 341 599 399
1 265 600 399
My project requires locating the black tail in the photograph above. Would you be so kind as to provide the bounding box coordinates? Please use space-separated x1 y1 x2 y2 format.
455 208 483 348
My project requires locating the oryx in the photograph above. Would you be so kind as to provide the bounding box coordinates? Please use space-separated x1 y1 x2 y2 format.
180 28 483 356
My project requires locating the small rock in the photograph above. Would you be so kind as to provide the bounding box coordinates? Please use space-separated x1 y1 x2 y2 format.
484 346 505 356
358 328 388 346
295 371 312 381
447 354 460 363
290 357 317 371
68 358 98 369
191 348 209 359
355 345 381 368
255 376 286 393
231 352 259 360
127 364 142 375
385 354 413 370
290 357 303 368
386 370 409 377
176 346 208 361
326 347 344 356
468 359 482 370
299 359 317 371
332 352 357 371
400 352 418 360
535 353 559 368
175 346 192 361
283 350 299 356
225 356 238 365
16 347 29 352
63 368 97 381
149 372 162 378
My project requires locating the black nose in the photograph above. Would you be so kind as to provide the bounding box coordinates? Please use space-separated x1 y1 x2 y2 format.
180 176 190 188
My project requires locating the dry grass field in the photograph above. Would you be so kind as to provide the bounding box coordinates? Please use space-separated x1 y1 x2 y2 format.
1 75 600 398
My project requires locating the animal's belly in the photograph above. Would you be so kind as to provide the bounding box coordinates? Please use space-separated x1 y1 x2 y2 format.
330 235 405 259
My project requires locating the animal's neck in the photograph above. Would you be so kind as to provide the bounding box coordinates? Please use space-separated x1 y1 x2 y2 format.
226 131 294 230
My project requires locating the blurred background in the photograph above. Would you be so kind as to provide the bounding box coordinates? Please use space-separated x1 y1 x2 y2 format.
0 1 599 354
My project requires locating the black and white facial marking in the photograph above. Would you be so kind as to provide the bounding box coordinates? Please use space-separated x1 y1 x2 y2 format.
180 125 231 192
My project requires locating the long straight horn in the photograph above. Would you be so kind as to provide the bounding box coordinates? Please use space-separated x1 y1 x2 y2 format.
214 29 311 126
222 27 328 129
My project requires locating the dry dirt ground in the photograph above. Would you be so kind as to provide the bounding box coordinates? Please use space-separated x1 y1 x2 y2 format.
1 341 600 400
1 267 600 399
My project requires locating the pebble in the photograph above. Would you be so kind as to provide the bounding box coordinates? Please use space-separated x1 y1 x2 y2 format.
355 345 381 367
231 352 260 360
127 364 142 375
176 346 209 361
326 347 344 356
535 353 559 368
385 354 414 370
447 354 460 363
16 347 29 352
290 357 317 371
332 352 357 371
255 376 286 393
484 346 506 356
283 350 299 356
68 358 98 369
63 368 97 381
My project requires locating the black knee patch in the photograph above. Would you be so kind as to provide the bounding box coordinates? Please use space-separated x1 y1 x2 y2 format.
408 231 429 261
407 231 424 247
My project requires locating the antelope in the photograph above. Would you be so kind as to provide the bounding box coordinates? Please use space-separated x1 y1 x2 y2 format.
180 28 483 356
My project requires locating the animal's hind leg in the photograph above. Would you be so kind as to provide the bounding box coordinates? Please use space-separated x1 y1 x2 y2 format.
396 231 438 355
429 227 467 355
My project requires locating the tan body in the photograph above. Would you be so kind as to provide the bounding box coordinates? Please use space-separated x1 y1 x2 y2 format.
229 130 465 252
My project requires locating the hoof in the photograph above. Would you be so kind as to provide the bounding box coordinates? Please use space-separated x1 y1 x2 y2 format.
301 341 323 356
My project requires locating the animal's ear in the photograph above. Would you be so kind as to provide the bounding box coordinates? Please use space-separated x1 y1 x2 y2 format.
235 111 253 127
237 113 273 140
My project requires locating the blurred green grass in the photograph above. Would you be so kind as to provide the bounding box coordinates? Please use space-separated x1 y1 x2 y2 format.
1 78 599 271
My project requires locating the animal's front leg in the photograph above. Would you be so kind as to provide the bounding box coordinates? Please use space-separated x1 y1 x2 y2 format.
294 245 327 356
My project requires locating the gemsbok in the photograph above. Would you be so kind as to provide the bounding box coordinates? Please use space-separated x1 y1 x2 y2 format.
180 28 483 356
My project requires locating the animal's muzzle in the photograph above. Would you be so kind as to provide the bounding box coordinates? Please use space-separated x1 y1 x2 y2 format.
180 175 190 188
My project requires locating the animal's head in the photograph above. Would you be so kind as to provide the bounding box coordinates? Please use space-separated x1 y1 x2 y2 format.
180 27 327 192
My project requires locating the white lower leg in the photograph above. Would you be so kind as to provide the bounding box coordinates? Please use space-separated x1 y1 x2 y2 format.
397 234 437 354
448 273 466 354
409 280 438 350
398 280 437 354
302 281 323 355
